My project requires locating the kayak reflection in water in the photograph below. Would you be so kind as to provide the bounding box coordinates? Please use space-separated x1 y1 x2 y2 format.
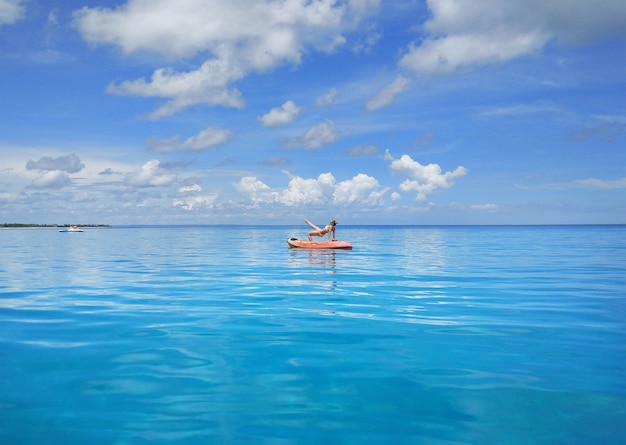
304 218 337 241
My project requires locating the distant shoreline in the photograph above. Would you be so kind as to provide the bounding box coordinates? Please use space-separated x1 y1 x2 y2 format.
1 224 112 228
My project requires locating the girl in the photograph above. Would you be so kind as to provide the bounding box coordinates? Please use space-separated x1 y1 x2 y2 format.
304 218 337 241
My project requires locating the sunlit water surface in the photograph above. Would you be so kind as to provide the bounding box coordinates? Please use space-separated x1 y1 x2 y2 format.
1 225 625 444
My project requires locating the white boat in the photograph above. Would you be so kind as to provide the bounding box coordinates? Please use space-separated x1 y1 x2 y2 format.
59 225 83 232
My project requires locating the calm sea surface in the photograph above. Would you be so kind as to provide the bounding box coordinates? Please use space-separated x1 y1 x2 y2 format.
1 225 625 444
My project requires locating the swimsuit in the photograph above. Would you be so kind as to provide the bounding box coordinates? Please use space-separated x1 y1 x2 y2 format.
318 225 330 235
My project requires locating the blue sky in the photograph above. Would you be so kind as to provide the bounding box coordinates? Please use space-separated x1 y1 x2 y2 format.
1 0 625 225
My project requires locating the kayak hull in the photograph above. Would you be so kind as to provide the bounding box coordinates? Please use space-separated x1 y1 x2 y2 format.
287 238 352 250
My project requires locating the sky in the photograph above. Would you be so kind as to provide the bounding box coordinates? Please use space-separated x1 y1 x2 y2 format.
1 0 625 226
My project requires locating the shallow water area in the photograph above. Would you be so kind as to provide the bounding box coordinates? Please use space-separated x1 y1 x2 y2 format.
1 225 625 444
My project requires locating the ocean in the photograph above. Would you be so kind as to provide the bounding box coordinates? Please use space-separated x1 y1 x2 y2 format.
1 225 625 444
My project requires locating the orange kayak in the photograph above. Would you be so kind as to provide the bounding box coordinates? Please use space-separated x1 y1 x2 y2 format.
287 238 353 250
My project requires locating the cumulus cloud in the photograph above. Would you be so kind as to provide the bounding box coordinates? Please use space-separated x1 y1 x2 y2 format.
385 150 467 201
259 101 302 127
26 153 84 173
234 176 279 206
366 75 410 111
29 170 71 189
125 160 177 187
146 126 235 153
399 0 626 76
285 119 339 149
0 0 24 26
173 194 218 210
235 170 389 208
74 0 380 117
334 173 386 205
280 172 336 206
24 154 83 190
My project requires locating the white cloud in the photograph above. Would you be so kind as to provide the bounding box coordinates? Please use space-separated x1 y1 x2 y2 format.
0 0 24 26
399 0 626 76
401 30 547 75
0 191 21 203
259 101 302 127
23 154 84 190
470 203 499 211
178 184 202 193
125 160 177 187
235 171 389 209
146 126 235 153
366 75 410 111
173 194 218 210
334 173 386 205
577 177 626 190
279 172 336 206
234 176 271 195
480 103 562 117
234 176 279 206
74 0 380 117
316 88 337 107
285 119 339 149
346 0 381 21
145 136 179 153
385 150 467 201
352 23 382 53
184 127 235 151
29 170 71 189
108 61 246 119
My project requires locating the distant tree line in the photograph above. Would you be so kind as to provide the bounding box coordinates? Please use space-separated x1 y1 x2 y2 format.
1 223 111 228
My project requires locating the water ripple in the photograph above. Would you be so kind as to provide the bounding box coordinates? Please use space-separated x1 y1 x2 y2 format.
1 225 625 443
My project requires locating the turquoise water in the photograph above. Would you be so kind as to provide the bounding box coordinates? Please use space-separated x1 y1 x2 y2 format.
1 225 625 444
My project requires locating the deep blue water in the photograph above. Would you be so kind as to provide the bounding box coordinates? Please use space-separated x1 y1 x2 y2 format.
1 225 625 444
